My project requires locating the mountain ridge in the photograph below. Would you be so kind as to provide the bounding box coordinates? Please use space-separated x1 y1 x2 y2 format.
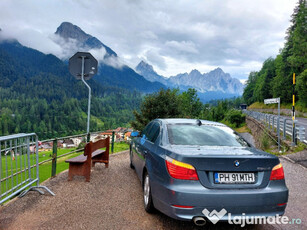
136 61 244 95
55 22 117 57
54 22 165 93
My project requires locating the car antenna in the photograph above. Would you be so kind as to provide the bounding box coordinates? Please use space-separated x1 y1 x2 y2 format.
196 119 202 126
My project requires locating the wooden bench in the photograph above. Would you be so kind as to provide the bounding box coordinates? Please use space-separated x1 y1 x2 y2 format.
65 137 110 182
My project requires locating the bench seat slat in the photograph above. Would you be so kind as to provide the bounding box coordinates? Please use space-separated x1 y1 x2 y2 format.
65 155 87 163
92 149 105 158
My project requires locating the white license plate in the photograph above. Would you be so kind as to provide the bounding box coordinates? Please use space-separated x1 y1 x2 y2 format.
214 172 255 184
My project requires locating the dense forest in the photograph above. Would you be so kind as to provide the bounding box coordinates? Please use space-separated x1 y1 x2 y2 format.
243 0 307 106
0 40 142 139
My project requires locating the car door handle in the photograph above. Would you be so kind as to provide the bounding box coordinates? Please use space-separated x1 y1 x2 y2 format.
144 150 148 155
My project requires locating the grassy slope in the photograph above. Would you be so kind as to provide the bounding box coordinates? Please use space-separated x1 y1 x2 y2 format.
39 142 130 182
1 142 130 193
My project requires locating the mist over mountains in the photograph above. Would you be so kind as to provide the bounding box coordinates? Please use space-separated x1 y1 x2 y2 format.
55 22 117 58
53 22 165 93
1 21 244 101
0 21 246 137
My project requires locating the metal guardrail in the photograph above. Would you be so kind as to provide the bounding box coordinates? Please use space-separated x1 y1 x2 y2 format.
0 130 122 204
243 110 306 145
0 133 54 204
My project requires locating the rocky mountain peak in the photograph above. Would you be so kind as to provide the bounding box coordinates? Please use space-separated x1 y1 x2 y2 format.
55 22 117 57
136 61 155 73
135 61 168 84
212 67 224 74
55 22 89 42
190 69 201 76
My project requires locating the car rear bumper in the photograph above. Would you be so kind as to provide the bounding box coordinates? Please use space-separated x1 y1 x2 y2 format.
151 180 288 221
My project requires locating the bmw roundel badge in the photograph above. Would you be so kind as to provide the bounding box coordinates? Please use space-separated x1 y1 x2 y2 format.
234 160 240 167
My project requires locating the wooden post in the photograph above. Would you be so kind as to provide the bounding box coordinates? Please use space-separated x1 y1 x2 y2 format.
51 138 57 177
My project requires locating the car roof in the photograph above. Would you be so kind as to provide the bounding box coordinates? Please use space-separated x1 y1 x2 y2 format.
155 118 227 127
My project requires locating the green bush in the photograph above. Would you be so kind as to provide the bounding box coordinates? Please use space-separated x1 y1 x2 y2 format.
260 132 272 150
225 109 246 128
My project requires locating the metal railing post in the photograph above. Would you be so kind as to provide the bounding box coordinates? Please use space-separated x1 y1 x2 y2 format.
27 137 31 180
51 138 58 177
87 133 91 143
35 135 39 185
297 126 304 141
283 119 287 140
111 131 115 153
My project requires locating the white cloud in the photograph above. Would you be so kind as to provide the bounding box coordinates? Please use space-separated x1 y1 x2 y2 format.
139 48 167 70
165 40 198 54
0 0 297 81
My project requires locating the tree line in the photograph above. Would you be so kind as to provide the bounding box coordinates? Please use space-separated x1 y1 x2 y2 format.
243 0 307 106
131 88 245 131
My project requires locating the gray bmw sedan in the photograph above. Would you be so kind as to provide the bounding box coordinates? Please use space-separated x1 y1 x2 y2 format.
130 119 288 226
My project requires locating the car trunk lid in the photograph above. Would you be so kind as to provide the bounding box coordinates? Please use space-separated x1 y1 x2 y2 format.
167 146 279 189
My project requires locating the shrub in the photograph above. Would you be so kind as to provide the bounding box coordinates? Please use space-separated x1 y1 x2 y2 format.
225 109 246 128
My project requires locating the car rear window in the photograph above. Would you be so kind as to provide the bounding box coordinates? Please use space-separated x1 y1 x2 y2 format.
167 124 249 147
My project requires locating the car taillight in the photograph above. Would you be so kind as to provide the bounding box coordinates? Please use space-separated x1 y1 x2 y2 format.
172 205 194 209
165 156 198 180
270 163 285 180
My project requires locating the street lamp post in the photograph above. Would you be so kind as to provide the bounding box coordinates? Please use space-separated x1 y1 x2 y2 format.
69 52 98 142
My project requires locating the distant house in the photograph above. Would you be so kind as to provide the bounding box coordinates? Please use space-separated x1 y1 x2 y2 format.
100 132 116 142
30 146 36 153
71 138 82 147
94 135 103 141
115 127 127 133
57 140 64 148
63 139 75 148
124 132 131 141
39 142 52 151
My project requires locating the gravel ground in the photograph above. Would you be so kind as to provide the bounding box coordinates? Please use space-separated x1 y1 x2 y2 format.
283 150 307 168
0 151 305 230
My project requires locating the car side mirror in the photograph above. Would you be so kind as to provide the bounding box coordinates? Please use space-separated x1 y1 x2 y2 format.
131 131 140 137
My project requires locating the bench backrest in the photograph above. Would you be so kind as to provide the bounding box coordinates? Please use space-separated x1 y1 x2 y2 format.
84 137 110 157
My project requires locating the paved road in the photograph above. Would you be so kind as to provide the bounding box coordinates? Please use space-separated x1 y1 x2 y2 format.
0 151 306 230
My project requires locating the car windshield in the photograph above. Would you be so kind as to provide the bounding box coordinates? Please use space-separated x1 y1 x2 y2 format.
167 124 249 147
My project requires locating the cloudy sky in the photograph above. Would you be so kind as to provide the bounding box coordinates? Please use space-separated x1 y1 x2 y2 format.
0 0 297 82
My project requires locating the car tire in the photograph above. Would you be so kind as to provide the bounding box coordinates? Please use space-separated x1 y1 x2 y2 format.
143 172 154 213
130 148 135 169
